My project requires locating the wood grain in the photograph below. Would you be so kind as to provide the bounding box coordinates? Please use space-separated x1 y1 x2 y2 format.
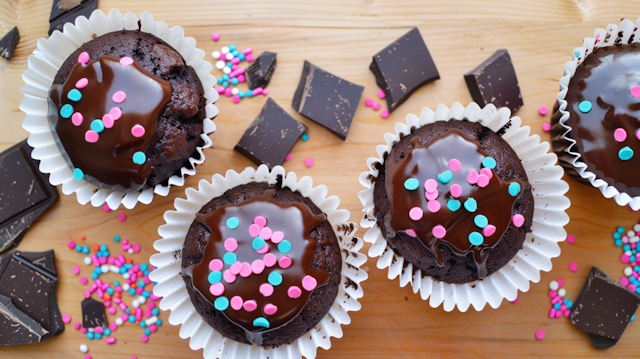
2 0 640 358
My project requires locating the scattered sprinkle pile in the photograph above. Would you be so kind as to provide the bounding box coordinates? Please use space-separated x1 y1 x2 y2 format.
547 278 573 319
364 89 389 119
211 37 267 103
613 223 640 295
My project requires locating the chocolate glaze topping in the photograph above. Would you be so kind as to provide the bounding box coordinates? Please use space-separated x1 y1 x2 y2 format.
185 189 330 344
49 55 172 192
384 130 527 278
564 44 640 196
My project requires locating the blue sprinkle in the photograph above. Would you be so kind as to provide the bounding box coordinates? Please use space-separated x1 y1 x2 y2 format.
119 267 127 274
87 332 95 340
246 90 254 98
75 245 82 252
614 232 622 240
253 317 270 328
144 329 150 336
104 328 111 336
132 151 146 165
268 271 283 286
573 49 581 58
217 77 224 84
624 244 631 251
67 88 82 102
252 237 266 250
464 198 477 212
223 252 237 265
239 91 245 98
437 170 453 184
563 299 573 309
404 178 419 191
482 157 497 169
447 199 461 211
142 291 151 298
100 245 107 251
229 44 237 52
225 61 233 68
96 252 102 258
91 273 98 279
106 288 114 295
222 81 229 88
60 104 74 118
617 226 625 233
239 54 246 61
631 315 635 322
95 333 102 340
226 217 239 229
73 168 84 180
128 288 136 296
113 235 121 242
468 232 484 246
156 319 163 326
578 100 592 113
152 308 159 316
140 263 148 271
619 146 634 161
90 119 105 133
214 296 229 310
137 280 145 288
128 315 136 323
232 50 239 57
222 74 230 81
231 78 239 85
508 182 521 197
82 246 90 254
474 215 488 228
301 133 309 141
278 240 291 254
208 271 222 285
140 321 147 328
554 302 561 310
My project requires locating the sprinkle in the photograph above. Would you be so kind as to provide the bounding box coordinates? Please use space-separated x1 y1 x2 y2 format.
259 227 272 240
483 224 496 237
477 174 489 188
73 266 80 275
305 158 314 167
508 182 521 196
248 224 261 238
223 270 236 284
140 335 148 343
301 133 309 141
131 125 146 138
278 255 292 268
112 91 126 104
243 300 257 312
253 317 270 328
78 52 90 64
613 128 628 142
448 159 461 172
106 338 116 344
73 168 85 180
578 100 592 113
467 170 479 184
365 98 373 107
101 114 114 129
427 200 441 213
372 102 380 110
60 104 74 118
432 225 446 239
223 252 237 265
619 146 634 160
437 170 453 184
631 85 640 98
71 112 84 126
480 167 493 180
573 50 580 58
285 153 292 161
252 237 266 250
302 275 317 291
271 231 284 244
209 259 223 271
90 119 105 133
263 303 278 316
409 207 423 221
109 107 122 120
482 157 496 169
230 296 243 310
566 235 575 244
239 262 252 277
208 271 222 284
535 329 545 340
381 109 389 119
539 105 548 116
132 151 146 165
377 89 386 99
214 296 229 310
120 57 134 66
211 33 220 41
474 215 488 228
549 280 559 291
251 260 265 274
268 272 283 286
569 262 578 272
464 198 477 212
226 217 240 229
637 129 640 141
468 232 484 246
287 286 302 298
425 190 438 201
85 130 100 143
278 240 291 254
259 283 274 297
79 344 88 353
63 314 71 323
263 253 277 267
209 282 225 296
67 89 82 102
403 178 420 191
424 179 438 193
512 214 525 227
447 199 461 211
542 123 551 132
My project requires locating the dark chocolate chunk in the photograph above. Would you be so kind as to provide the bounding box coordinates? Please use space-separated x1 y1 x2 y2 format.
0 141 58 254
50 0 86 23
570 267 640 348
369 27 439 113
0 294 49 346
234 98 307 168
81 298 106 328
48 0 98 36
246 51 277 90
292 60 363 140
464 49 523 113
0 26 19 60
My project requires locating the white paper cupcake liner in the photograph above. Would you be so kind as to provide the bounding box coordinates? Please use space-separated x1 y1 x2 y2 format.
149 165 367 359
20 9 219 210
358 102 570 312
554 17 640 211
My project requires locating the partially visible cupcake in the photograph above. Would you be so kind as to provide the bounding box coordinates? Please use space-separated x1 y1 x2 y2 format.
551 17 640 210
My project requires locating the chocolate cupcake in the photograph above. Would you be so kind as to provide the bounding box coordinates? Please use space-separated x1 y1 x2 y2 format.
551 18 640 210
360 103 570 311
150 165 366 356
21 10 217 209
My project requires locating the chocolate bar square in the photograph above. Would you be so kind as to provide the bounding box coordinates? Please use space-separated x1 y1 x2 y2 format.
0 27 19 60
0 294 48 346
246 51 277 90
48 0 98 35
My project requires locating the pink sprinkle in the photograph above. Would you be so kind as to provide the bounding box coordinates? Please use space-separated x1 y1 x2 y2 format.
279 256 292 269
380 109 389 119
405 229 417 237
483 225 496 237
560 304 567 311
621 254 630 264
260 227 273 240
377 89 386 99
118 214 127 222
238 74 246 82
449 184 462 198
448 159 461 172
614 128 627 142
432 225 446 239
256 243 269 254
629 284 637 292
427 200 441 213
78 52 90 64
223 270 236 284
76 78 88 89
253 87 264 95
230 296 243 310
67 240 76 249
271 231 284 244
263 253 277 267
365 98 373 107
542 122 551 132
425 190 438 201
263 303 278 315
106 338 116 344
288 286 302 299
73 266 80 275
140 335 148 343
637 129 640 141
239 262 252 277
241 48 252 55
372 102 380 111
512 214 525 228
108 307 117 315
132 244 140 253
109 107 122 120
103 204 111 212
409 207 423 221
259 283 274 297
254 216 267 227
75 322 81 330
102 114 114 129
511 297 518 304
119 57 134 66
216 86 225 94
62 314 71 323
209 282 225 296
566 235 575 244
631 85 640 98
548 290 557 298
251 259 265 274
232 95 240 103
285 153 292 161
564 310 570 318
109 322 117 331
112 91 126 103
85 355 92 359
538 105 548 116
230 261 242 274
224 88 232 97
549 308 556 318
535 329 545 340
263 90 269 96
249 224 261 237
80 277 88 285
623 236 630 244
246 54 254 62
231 57 240 65
467 170 479 184
480 167 493 180
555 310 563 318
620 277 630 286
424 179 438 193
211 33 220 41
85 130 99 143
243 300 257 312
224 238 238 252
81 327 88 333
229 68 245 78
305 157 314 167
131 124 146 138
477 174 490 188
302 275 317 291
569 262 578 272
83 291 90 298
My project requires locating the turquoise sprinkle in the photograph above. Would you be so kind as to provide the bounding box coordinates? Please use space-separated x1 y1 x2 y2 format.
404 178 419 191
474 215 488 228
104 328 111 336
140 321 147 328
60 104 74 118
239 54 246 61
613 232 621 240
468 232 484 246
87 332 94 340
231 78 239 85
132 151 146 165
239 91 245 98
617 226 625 233
223 252 237 265
73 168 84 180
482 157 497 169
225 62 233 67
143 329 150 336
223 74 230 81
464 198 477 212
615 239 623 247
90 119 104 133
222 81 229 88
508 182 521 196
114 235 122 243
631 315 635 322
214 296 229 311
140 263 148 271
619 146 634 160
229 44 237 52
437 170 453 184
208 271 222 284
278 240 292 254
301 133 309 141
217 77 224 84
554 302 561 310
152 308 159 316
226 217 239 229
578 100 592 113
268 271 283 286
247 90 254 98
232 50 239 57
67 88 82 102
573 50 580 58
95 333 102 340
253 317 270 328
252 237 266 250
447 199 461 211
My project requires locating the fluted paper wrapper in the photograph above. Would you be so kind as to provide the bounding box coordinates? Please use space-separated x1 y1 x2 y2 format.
20 9 218 210
149 165 367 359
358 102 570 312
552 17 640 210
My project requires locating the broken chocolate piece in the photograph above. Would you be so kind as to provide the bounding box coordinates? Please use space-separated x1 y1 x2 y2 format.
81 298 106 328
570 267 640 348
246 51 277 90
234 98 307 168
0 27 19 60
48 0 98 35
464 49 523 113
0 141 58 254
50 0 86 23
0 294 48 346
292 60 363 140
369 27 440 113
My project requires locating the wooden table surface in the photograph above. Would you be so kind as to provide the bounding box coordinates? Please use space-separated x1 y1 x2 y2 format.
2 0 640 358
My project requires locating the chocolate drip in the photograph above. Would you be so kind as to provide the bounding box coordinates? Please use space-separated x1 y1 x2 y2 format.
384 130 526 278
48 55 172 192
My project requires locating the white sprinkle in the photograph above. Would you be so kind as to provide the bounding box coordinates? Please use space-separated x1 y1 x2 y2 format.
549 280 559 291
215 60 225 69
115 318 123 326
88 328 94 333
625 267 633 276
132 300 140 309
223 66 231 74
138 296 147 304
122 283 131 291
128 249 134 254
122 273 130 280
558 288 566 297
225 52 234 61
110 265 119 273
628 230 635 237
634 224 640 232
231 88 239 95
631 236 639 244
145 316 158 326
84 257 92 265
211 51 221 60
101 265 109 273
79 344 88 353
221 46 229 54
625 250 633 257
